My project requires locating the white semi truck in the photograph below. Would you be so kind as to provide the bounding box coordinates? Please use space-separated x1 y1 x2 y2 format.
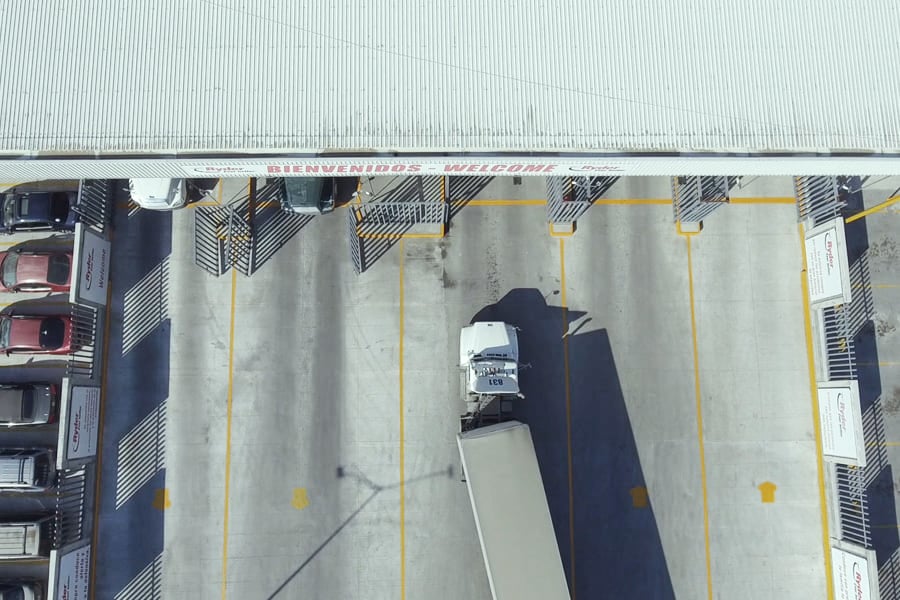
458 321 523 432
457 322 570 600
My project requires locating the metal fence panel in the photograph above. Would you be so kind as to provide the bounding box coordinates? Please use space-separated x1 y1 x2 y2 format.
348 207 362 274
794 176 845 226
68 304 99 380
228 206 253 277
54 467 87 549
546 177 593 223
835 463 872 549
671 176 729 223
73 179 115 234
193 208 229 276
821 305 859 381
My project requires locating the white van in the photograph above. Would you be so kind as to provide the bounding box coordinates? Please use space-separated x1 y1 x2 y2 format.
0 518 52 559
0 449 55 492
128 179 187 210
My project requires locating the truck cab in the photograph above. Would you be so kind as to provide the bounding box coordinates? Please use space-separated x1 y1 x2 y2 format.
459 322 520 396
0 449 55 492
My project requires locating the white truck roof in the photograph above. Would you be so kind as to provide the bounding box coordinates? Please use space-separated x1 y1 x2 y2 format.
457 421 570 600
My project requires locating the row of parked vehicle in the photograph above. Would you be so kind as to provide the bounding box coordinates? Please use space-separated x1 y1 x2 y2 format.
0 185 74 597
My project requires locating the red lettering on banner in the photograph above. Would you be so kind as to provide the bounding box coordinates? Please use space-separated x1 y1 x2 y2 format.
391 164 406 172
321 166 336 173
268 166 281 174
491 165 506 172
408 165 421 172
375 165 390 172
337 166 348 173
523 165 546 172
444 165 466 172
507 164 523 172
349 165 364 173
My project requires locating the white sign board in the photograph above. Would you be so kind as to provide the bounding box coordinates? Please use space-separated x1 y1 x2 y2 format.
832 541 878 600
805 217 852 308
72 225 111 306
66 386 100 461
55 544 91 600
819 381 866 466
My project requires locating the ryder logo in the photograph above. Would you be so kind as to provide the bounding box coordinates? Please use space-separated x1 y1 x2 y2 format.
84 249 95 290
852 562 864 600
824 231 835 274
71 407 82 452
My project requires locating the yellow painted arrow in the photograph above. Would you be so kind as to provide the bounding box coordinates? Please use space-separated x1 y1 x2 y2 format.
292 488 310 510
758 481 776 503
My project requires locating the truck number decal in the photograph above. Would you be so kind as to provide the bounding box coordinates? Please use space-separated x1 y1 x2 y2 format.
488 378 504 386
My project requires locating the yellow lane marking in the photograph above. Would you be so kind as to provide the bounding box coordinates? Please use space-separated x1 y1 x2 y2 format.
798 223 835 600
846 195 900 223
558 238 576 598
729 197 795 204
451 199 547 206
594 198 670 205
357 231 443 240
88 230 116 599
399 239 407 600
685 236 713 600
758 482 777 503
152 488 172 510
291 488 310 510
220 242 240 599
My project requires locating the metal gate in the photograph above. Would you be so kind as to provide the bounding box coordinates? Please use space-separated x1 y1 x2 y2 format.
348 207 363 274
68 303 99 380
794 176 847 226
73 179 115 234
193 207 228 276
192 205 253 276
546 177 593 224
671 176 730 224
834 463 871 548
54 467 88 548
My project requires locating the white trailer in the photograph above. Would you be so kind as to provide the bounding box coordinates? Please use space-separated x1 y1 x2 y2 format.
457 420 570 600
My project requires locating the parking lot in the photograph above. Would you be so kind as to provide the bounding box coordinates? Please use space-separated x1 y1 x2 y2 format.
79 174 863 599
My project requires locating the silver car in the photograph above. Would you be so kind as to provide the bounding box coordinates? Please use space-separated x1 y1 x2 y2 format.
0 384 56 427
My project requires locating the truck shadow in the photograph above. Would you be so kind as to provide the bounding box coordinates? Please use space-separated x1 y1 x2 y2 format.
471 288 676 600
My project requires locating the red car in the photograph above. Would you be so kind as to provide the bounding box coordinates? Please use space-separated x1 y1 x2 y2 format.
0 248 73 293
0 314 77 355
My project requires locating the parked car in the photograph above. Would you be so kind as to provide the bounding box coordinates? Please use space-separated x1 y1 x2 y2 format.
0 518 53 559
0 448 55 492
129 178 187 210
0 314 76 355
0 581 44 600
277 177 336 215
0 247 73 293
0 190 77 234
0 384 58 426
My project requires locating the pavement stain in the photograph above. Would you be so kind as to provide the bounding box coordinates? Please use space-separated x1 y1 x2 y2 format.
883 387 900 415
877 315 898 337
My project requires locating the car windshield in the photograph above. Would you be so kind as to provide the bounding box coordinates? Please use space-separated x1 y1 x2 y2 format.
0 390 24 422
47 254 70 285
50 192 70 222
0 252 18 288
39 317 65 350
1 195 15 228
0 318 9 349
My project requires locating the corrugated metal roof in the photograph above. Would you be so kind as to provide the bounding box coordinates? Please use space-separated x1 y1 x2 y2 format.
1 0 899 155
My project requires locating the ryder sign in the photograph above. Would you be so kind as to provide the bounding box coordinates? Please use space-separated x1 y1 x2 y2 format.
805 217 851 308
73 226 111 306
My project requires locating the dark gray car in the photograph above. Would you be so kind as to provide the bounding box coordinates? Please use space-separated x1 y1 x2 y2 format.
0 384 56 427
